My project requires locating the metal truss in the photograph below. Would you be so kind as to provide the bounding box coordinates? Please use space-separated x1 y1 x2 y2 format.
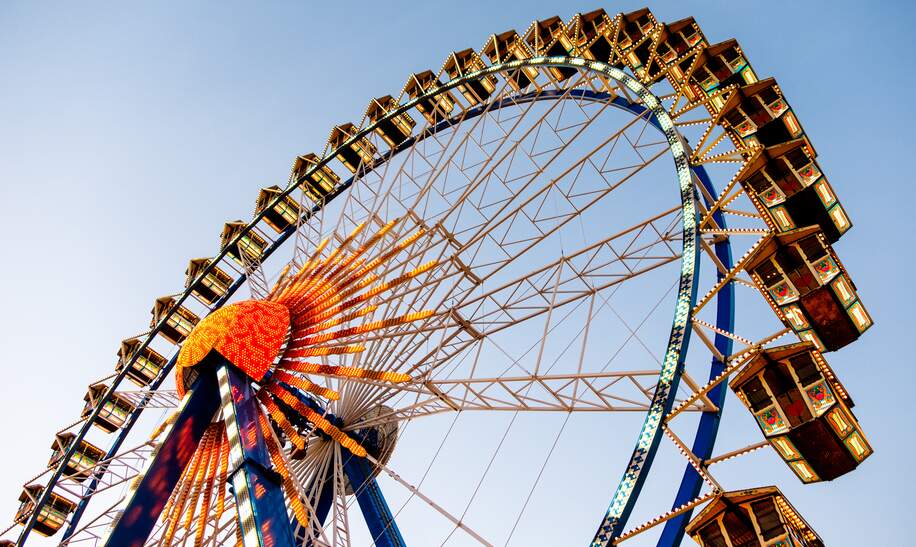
114 390 183 410
338 370 709 432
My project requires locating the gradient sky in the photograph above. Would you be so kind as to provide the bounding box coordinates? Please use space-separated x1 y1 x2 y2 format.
1 1 914 545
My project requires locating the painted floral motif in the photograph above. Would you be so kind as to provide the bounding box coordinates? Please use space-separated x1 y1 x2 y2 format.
760 185 786 206
735 119 757 137
757 408 787 435
813 257 840 284
796 163 821 186
770 281 798 305
805 381 835 415
767 98 788 117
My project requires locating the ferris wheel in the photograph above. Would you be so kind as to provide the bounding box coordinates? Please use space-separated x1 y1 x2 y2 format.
3 7 874 547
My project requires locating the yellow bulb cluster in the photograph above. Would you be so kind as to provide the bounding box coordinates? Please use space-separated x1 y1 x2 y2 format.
285 362 411 384
175 218 436 461
285 344 365 359
272 370 341 401
257 393 307 452
263 383 367 458
160 424 227 547
257 410 310 527
293 310 434 347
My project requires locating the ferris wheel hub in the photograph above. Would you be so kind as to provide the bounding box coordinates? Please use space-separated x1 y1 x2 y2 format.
345 405 399 494
175 299 290 395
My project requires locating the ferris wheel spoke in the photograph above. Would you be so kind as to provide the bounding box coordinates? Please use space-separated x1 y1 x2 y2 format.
327 75 644 295
329 70 557 254
345 203 682 368
348 253 703 425
328 445 352 547
292 441 336 541
450 105 648 240
443 111 665 282
341 369 708 431
428 218 678 364
402 77 599 224
26 439 160 544
61 442 156 502
312 194 682 420
340 262 684 420
55 495 124 546
238 241 272 300
112 389 183 410
692 234 768 315
294 95 568 390
662 425 723 492
290 82 682 419
149 495 237 547
261 414 331 547
703 440 770 468
337 209 685 420
666 327 793 423
364 455 494 546
198 510 240 547
613 492 718 544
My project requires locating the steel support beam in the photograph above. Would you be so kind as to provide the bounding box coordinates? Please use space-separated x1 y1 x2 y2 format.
102 364 221 547
218 363 296 547
343 455 406 547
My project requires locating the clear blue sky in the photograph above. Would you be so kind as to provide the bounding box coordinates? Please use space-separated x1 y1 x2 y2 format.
1 1 913 545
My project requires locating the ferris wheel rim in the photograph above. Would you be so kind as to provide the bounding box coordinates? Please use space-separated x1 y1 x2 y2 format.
22 57 725 547
8 6 875 546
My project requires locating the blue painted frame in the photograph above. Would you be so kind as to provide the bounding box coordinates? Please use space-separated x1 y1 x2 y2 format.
343 454 406 547
587 68 701 545
102 367 222 547
656 166 735 546
218 363 296 546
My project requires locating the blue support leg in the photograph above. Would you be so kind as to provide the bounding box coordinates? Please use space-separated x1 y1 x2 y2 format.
342 454 406 547
279 380 402 547
103 368 221 547
218 363 297 547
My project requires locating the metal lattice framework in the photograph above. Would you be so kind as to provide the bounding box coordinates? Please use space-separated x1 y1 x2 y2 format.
4 7 872 547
